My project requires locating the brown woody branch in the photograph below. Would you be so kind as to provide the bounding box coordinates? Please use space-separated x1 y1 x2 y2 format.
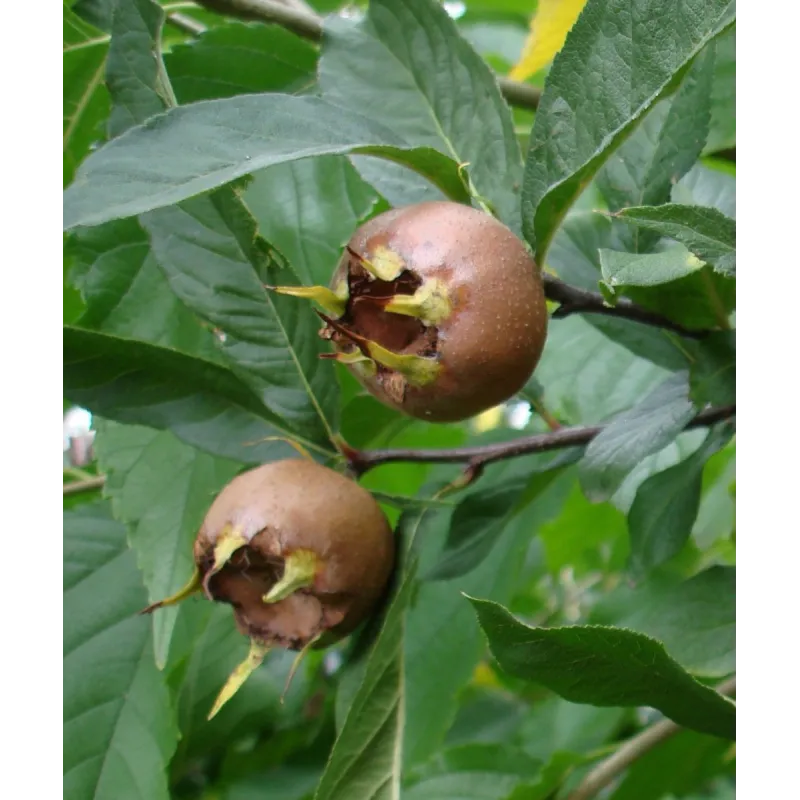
567 676 736 800
543 275 710 339
347 404 736 477
192 0 541 111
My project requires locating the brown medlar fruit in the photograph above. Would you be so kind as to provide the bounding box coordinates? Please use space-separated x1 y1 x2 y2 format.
271 201 548 422
144 458 394 717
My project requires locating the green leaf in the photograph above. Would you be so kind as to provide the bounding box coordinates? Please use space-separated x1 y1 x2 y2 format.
616 204 736 277
403 772 524 800
689 331 736 407
705 27 736 154
600 246 706 291
469 597 735 739
141 189 340 445
63 94 468 229
427 452 579 581
522 0 735 261
533 317 673 424
628 426 732 574
539 482 627 575
623 567 735 677
64 502 178 800
66 218 222 358
403 468 572 765
243 155 380 286
313 545 418 800
580 372 697 502
106 0 173 138
64 3 110 185
596 47 715 229
164 22 317 103
319 0 522 228
546 213 692 371
673 162 735 218
63 325 335 462
93 421 241 666
349 155 447 208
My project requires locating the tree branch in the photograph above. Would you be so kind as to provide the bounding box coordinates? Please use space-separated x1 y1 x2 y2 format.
192 0 541 111
566 676 736 800
348 404 735 476
63 476 106 496
543 275 710 339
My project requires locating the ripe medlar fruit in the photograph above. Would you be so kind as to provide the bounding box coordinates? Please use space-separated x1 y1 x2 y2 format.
145 458 394 717
272 201 548 422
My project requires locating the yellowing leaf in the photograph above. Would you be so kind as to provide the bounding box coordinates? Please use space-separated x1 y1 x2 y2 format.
510 0 589 81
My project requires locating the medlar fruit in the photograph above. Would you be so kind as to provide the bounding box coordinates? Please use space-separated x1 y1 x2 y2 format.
145 458 394 717
272 201 548 422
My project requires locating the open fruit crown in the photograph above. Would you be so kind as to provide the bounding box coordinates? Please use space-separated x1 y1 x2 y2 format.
270 201 548 422
144 459 395 719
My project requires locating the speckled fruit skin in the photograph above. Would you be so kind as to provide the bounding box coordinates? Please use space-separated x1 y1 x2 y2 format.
330 201 548 422
195 459 395 649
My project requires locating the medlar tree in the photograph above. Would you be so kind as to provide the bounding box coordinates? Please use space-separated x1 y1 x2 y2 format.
64 0 736 799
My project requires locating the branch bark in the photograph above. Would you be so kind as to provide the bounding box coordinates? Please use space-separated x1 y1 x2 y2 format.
566 676 736 800
193 0 541 111
63 476 106 496
348 404 735 476
543 275 710 339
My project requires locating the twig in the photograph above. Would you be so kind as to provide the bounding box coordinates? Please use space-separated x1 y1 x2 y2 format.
63 476 106 496
192 0 541 111
166 12 207 35
566 676 736 800
348 404 735 476
543 275 711 339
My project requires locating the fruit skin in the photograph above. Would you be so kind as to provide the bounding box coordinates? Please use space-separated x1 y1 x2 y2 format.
196 459 395 650
327 201 548 422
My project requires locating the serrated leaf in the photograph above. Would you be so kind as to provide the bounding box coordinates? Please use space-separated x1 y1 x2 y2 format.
509 0 588 81
623 567 735 677
64 502 178 800
106 0 173 138
141 189 340 445
164 22 317 103
596 47 715 237
93 421 241 666
616 204 736 276
319 0 522 229
244 155 380 287
522 0 735 261
63 325 335 462
64 3 110 185
63 94 469 229
600 246 706 291
469 597 735 739
66 218 222 357
628 426 732 574
580 371 697 502
690 332 735 407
